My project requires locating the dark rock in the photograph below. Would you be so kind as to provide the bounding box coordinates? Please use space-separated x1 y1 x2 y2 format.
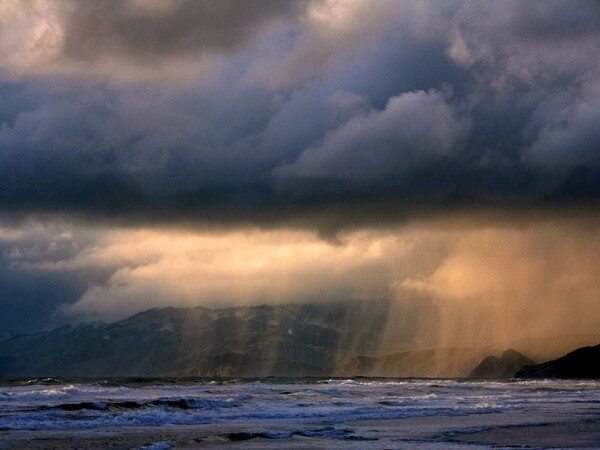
515 344 600 379
469 349 535 379
223 432 259 441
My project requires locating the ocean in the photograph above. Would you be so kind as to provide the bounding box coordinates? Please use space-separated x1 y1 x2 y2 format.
1 377 599 449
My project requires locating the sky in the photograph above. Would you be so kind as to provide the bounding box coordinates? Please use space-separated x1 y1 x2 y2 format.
0 0 599 345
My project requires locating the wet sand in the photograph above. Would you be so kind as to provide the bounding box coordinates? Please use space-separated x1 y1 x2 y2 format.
352 410 600 448
2 410 600 449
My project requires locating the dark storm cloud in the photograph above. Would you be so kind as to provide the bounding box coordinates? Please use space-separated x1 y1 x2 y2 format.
0 260 86 339
0 223 111 339
0 0 316 81
275 90 471 181
2 0 600 337
62 0 313 63
0 0 599 233
510 0 600 41
523 90 600 167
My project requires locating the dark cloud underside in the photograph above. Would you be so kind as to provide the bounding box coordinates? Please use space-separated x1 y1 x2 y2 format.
0 0 598 231
63 0 312 62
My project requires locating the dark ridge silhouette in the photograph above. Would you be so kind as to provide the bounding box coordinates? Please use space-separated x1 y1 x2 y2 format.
1 300 598 378
469 349 535 379
515 344 600 379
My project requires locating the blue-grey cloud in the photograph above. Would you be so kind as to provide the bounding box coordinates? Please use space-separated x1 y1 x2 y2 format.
0 0 598 232
0 223 111 339
275 90 470 181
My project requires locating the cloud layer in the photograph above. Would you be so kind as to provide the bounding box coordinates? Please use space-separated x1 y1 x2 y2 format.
276 90 470 181
0 0 599 232
0 0 312 80
3 219 599 348
1 1 600 337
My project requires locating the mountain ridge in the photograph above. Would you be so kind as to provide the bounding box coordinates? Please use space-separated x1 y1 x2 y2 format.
1 301 599 378
469 349 535 379
516 344 600 379
0 300 397 377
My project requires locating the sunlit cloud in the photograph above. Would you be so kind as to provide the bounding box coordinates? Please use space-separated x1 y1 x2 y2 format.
402 224 600 345
1 218 598 351
48 228 408 321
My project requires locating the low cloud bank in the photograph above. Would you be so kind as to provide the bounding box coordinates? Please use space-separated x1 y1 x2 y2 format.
2 219 599 347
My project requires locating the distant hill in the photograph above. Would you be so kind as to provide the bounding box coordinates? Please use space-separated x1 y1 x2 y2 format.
334 347 497 378
493 334 600 363
1 300 599 378
516 344 600 379
469 349 535 379
0 300 401 378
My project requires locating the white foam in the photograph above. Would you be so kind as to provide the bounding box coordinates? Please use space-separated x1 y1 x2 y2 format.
1 379 598 434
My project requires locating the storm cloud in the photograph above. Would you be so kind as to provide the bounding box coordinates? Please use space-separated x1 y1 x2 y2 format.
3 218 600 349
276 90 470 181
0 0 598 232
0 0 313 80
1 1 600 335
62 0 311 61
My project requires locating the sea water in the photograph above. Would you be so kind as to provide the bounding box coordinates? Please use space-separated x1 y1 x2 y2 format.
0 377 599 448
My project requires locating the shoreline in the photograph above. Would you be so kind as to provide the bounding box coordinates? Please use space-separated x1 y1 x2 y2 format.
3 410 600 449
